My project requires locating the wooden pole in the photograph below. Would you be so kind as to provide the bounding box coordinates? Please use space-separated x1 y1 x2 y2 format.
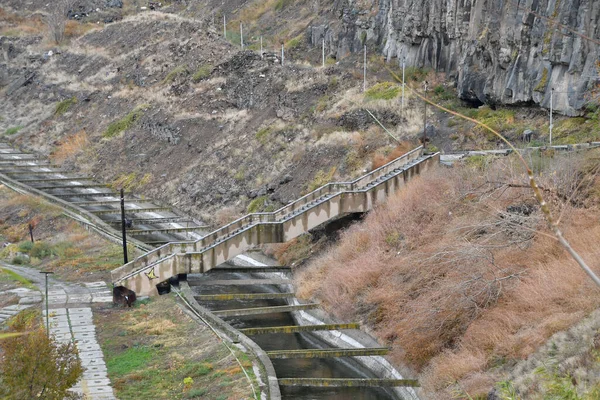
120 188 128 264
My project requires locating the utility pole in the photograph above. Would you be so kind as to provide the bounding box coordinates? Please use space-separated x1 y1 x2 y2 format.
401 57 406 110
549 87 554 146
363 45 367 92
240 23 244 49
28 223 34 243
322 38 325 68
120 188 128 264
423 81 429 145
40 271 54 337
223 15 226 39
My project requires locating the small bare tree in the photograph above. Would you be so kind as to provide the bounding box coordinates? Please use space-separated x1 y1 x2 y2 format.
46 0 76 45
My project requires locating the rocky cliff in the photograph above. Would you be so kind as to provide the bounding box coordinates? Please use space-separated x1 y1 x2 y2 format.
312 0 599 115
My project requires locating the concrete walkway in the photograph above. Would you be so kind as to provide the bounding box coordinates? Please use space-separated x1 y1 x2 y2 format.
0 263 117 400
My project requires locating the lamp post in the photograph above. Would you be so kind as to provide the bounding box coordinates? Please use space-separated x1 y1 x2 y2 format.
40 271 54 337
120 188 128 264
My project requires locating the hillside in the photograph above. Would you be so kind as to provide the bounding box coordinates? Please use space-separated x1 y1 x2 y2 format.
289 151 600 399
1 0 599 229
1 1 600 398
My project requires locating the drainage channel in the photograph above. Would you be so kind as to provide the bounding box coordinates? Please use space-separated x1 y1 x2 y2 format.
188 263 416 400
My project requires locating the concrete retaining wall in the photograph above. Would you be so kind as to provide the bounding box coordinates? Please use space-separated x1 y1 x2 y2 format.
178 281 281 400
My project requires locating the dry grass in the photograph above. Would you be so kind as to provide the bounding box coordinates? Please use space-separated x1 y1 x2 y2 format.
295 151 600 398
50 130 89 164
371 142 413 169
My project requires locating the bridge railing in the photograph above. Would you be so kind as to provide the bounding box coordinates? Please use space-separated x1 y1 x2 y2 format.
112 146 424 282
113 152 438 286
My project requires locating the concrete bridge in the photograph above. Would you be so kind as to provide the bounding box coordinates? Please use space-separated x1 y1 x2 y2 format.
111 146 440 296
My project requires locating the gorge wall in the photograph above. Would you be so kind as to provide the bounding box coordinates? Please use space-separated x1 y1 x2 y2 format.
311 0 600 115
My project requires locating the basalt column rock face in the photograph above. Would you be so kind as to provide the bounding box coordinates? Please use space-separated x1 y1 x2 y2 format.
320 0 600 115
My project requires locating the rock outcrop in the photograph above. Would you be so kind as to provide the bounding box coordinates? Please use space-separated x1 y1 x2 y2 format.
312 0 600 115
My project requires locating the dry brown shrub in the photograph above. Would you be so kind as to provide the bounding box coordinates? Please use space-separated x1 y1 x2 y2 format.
294 152 600 398
50 130 89 163
371 142 413 169
64 20 97 38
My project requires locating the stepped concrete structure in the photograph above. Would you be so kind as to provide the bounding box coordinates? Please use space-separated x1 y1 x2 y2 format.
112 146 440 296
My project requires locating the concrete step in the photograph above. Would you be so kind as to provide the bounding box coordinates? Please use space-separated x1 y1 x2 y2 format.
277 378 420 387
239 323 360 335
212 303 319 317
189 278 290 286
195 292 295 301
266 347 389 359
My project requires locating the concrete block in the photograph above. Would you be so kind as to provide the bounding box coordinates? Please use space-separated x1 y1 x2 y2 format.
91 296 113 303
83 378 111 387
44 308 67 315
72 325 95 333
82 372 108 380
49 327 71 335
79 350 104 360
68 294 92 302
81 358 104 367
74 331 96 341
77 342 101 352
19 296 41 304
83 364 107 374
68 307 93 314
87 386 114 395
84 282 108 288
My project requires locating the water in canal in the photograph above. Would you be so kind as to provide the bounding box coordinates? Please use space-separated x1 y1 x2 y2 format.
191 272 399 400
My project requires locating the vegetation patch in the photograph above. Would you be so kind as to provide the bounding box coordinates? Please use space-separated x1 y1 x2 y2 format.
255 126 274 144
192 64 213 82
247 195 268 213
285 33 304 50
96 295 257 400
0 309 83 399
364 82 400 101
54 97 77 116
110 172 153 192
0 267 34 289
50 130 89 163
293 152 600 398
306 167 337 192
0 187 131 281
535 67 549 92
5 126 22 135
274 0 293 11
163 64 189 84
103 104 149 138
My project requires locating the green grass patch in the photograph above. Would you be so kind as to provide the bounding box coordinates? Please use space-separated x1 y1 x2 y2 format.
107 346 154 376
364 82 400 101
110 172 153 191
192 64 213 82
5 126 22 135
534 68 549 92
433 85 455 101
180 362 213 378
185 388 207 398
162 64 189 84
103 104 149 138
274 0 292 11
306 167 336 192
247 196 268 213
285 33 304 50
54 97 77 116
255 126 273 144
0 267 35 289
